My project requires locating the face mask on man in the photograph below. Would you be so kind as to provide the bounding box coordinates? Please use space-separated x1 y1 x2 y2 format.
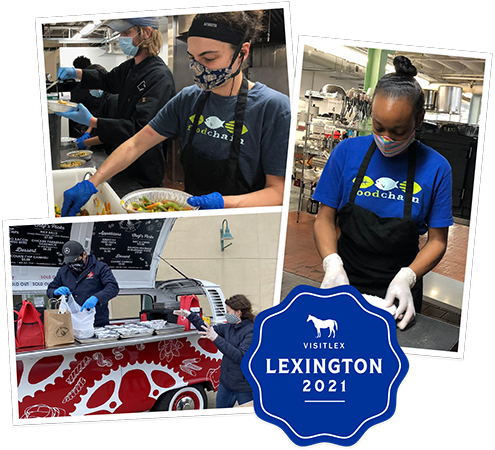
373 129 416 157
119 34 140 57
68 258 85 273
90 89 103 98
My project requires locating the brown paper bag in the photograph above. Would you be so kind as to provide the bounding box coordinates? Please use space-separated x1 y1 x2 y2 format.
44 301 74 347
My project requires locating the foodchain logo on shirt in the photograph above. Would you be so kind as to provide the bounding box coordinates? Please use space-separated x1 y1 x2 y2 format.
353 175 422 204
188 114 248 145
242 284 409 446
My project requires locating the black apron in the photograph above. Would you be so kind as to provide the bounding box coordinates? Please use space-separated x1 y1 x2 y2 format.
337 140 423 311
180 76 252 196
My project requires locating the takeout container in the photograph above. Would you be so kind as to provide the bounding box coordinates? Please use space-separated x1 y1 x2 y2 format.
52 167 123 216
67 150 93 161
60 158 87 169
121 188 198 213
47 100 78 114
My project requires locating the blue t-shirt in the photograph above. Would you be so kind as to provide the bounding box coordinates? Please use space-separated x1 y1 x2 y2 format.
313 135 453 234
149 82 290 188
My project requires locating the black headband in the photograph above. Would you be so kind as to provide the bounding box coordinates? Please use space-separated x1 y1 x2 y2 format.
188 18 246 46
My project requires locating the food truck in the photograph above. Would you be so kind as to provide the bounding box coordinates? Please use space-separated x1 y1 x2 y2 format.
11 218 227 418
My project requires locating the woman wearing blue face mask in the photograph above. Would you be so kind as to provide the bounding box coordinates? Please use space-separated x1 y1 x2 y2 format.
313 56 453 331
56 17 176 197
174 294 255 408
60 11 290 215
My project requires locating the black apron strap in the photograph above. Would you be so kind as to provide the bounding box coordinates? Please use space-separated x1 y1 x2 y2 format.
186 91 211 147
403 142 417 218
231 76 249 151
349 140 377 203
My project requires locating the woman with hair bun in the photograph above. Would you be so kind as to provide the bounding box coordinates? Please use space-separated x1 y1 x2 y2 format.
174 294 255 408
313 56 453 330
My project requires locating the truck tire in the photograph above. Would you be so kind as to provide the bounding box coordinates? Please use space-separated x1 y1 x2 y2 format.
152 385 208 411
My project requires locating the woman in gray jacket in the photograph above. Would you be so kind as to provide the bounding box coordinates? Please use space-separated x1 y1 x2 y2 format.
174 294 255 408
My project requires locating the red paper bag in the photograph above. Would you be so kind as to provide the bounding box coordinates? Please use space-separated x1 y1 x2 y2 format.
14 300 44 350
177 295 202 331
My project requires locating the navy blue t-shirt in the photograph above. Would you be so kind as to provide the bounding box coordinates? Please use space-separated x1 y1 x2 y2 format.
313 135 453 235
149 82 290 188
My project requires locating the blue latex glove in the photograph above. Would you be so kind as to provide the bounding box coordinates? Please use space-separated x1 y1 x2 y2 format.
187 192 224 209
57 67 77 80
80 295 98 312
56 103 93 126
76 132 91 149
61 180 98 217
54 286 72 297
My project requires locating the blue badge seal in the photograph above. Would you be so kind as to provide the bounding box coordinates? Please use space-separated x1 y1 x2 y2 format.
242 284 409 446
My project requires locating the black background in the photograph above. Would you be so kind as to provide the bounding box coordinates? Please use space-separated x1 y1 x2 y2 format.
1 0 495 449
91 219 164 270
10 224 72 267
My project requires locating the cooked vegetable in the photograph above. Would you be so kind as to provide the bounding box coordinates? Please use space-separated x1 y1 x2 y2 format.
126 196 192 212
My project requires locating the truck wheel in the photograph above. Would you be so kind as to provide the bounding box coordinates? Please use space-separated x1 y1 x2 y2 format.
152 385 208 411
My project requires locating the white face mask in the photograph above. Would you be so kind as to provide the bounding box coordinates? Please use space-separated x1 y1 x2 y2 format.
225 313 241 324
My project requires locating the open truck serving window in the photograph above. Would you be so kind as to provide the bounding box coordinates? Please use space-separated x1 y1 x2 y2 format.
11 218 228 417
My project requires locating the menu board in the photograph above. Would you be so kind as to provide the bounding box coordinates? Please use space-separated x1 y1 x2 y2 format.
9 224 72 267
91 219 164 270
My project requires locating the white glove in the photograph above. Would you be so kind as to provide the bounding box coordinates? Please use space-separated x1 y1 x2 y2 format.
362 294 397 316
384 267 417 330
321 253 350 289
200 323 218 341
173 308 191 318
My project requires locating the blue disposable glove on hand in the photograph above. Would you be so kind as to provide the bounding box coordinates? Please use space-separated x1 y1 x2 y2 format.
56 103 93 126
57 67 77 80
54 286 72 297
75 132 91 149
61 180 98 217
187 192 224 209
80 296 98 312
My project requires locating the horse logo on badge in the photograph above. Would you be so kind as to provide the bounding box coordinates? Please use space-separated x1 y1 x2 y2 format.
307 315 338 338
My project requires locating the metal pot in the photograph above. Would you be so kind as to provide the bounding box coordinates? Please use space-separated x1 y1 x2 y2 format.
424 89 437 110
437 85 463 115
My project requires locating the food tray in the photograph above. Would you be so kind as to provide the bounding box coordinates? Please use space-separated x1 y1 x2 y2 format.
61 137 76 147
48 100 78 113
121 188 198 213
75 335 119 344
154 323 186 335
67 150 93 161
60 158 87 169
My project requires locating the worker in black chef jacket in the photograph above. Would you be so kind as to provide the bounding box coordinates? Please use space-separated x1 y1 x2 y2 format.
56 17 176 200
47 240 119 328
59 11 291 215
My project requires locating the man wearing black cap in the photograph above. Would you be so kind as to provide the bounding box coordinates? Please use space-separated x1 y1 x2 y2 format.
47 240 119 327
56 17 176 215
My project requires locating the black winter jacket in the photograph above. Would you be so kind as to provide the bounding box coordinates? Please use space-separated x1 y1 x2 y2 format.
188 312 254 393
80 56 176 188
46 254 119 327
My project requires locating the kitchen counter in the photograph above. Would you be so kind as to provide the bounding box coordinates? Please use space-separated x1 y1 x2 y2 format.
396 314 459 351
281 271 460 353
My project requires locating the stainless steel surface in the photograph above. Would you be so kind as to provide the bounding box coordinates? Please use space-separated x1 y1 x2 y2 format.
424 89 437 110
437 85 463 114
16 324 189 361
